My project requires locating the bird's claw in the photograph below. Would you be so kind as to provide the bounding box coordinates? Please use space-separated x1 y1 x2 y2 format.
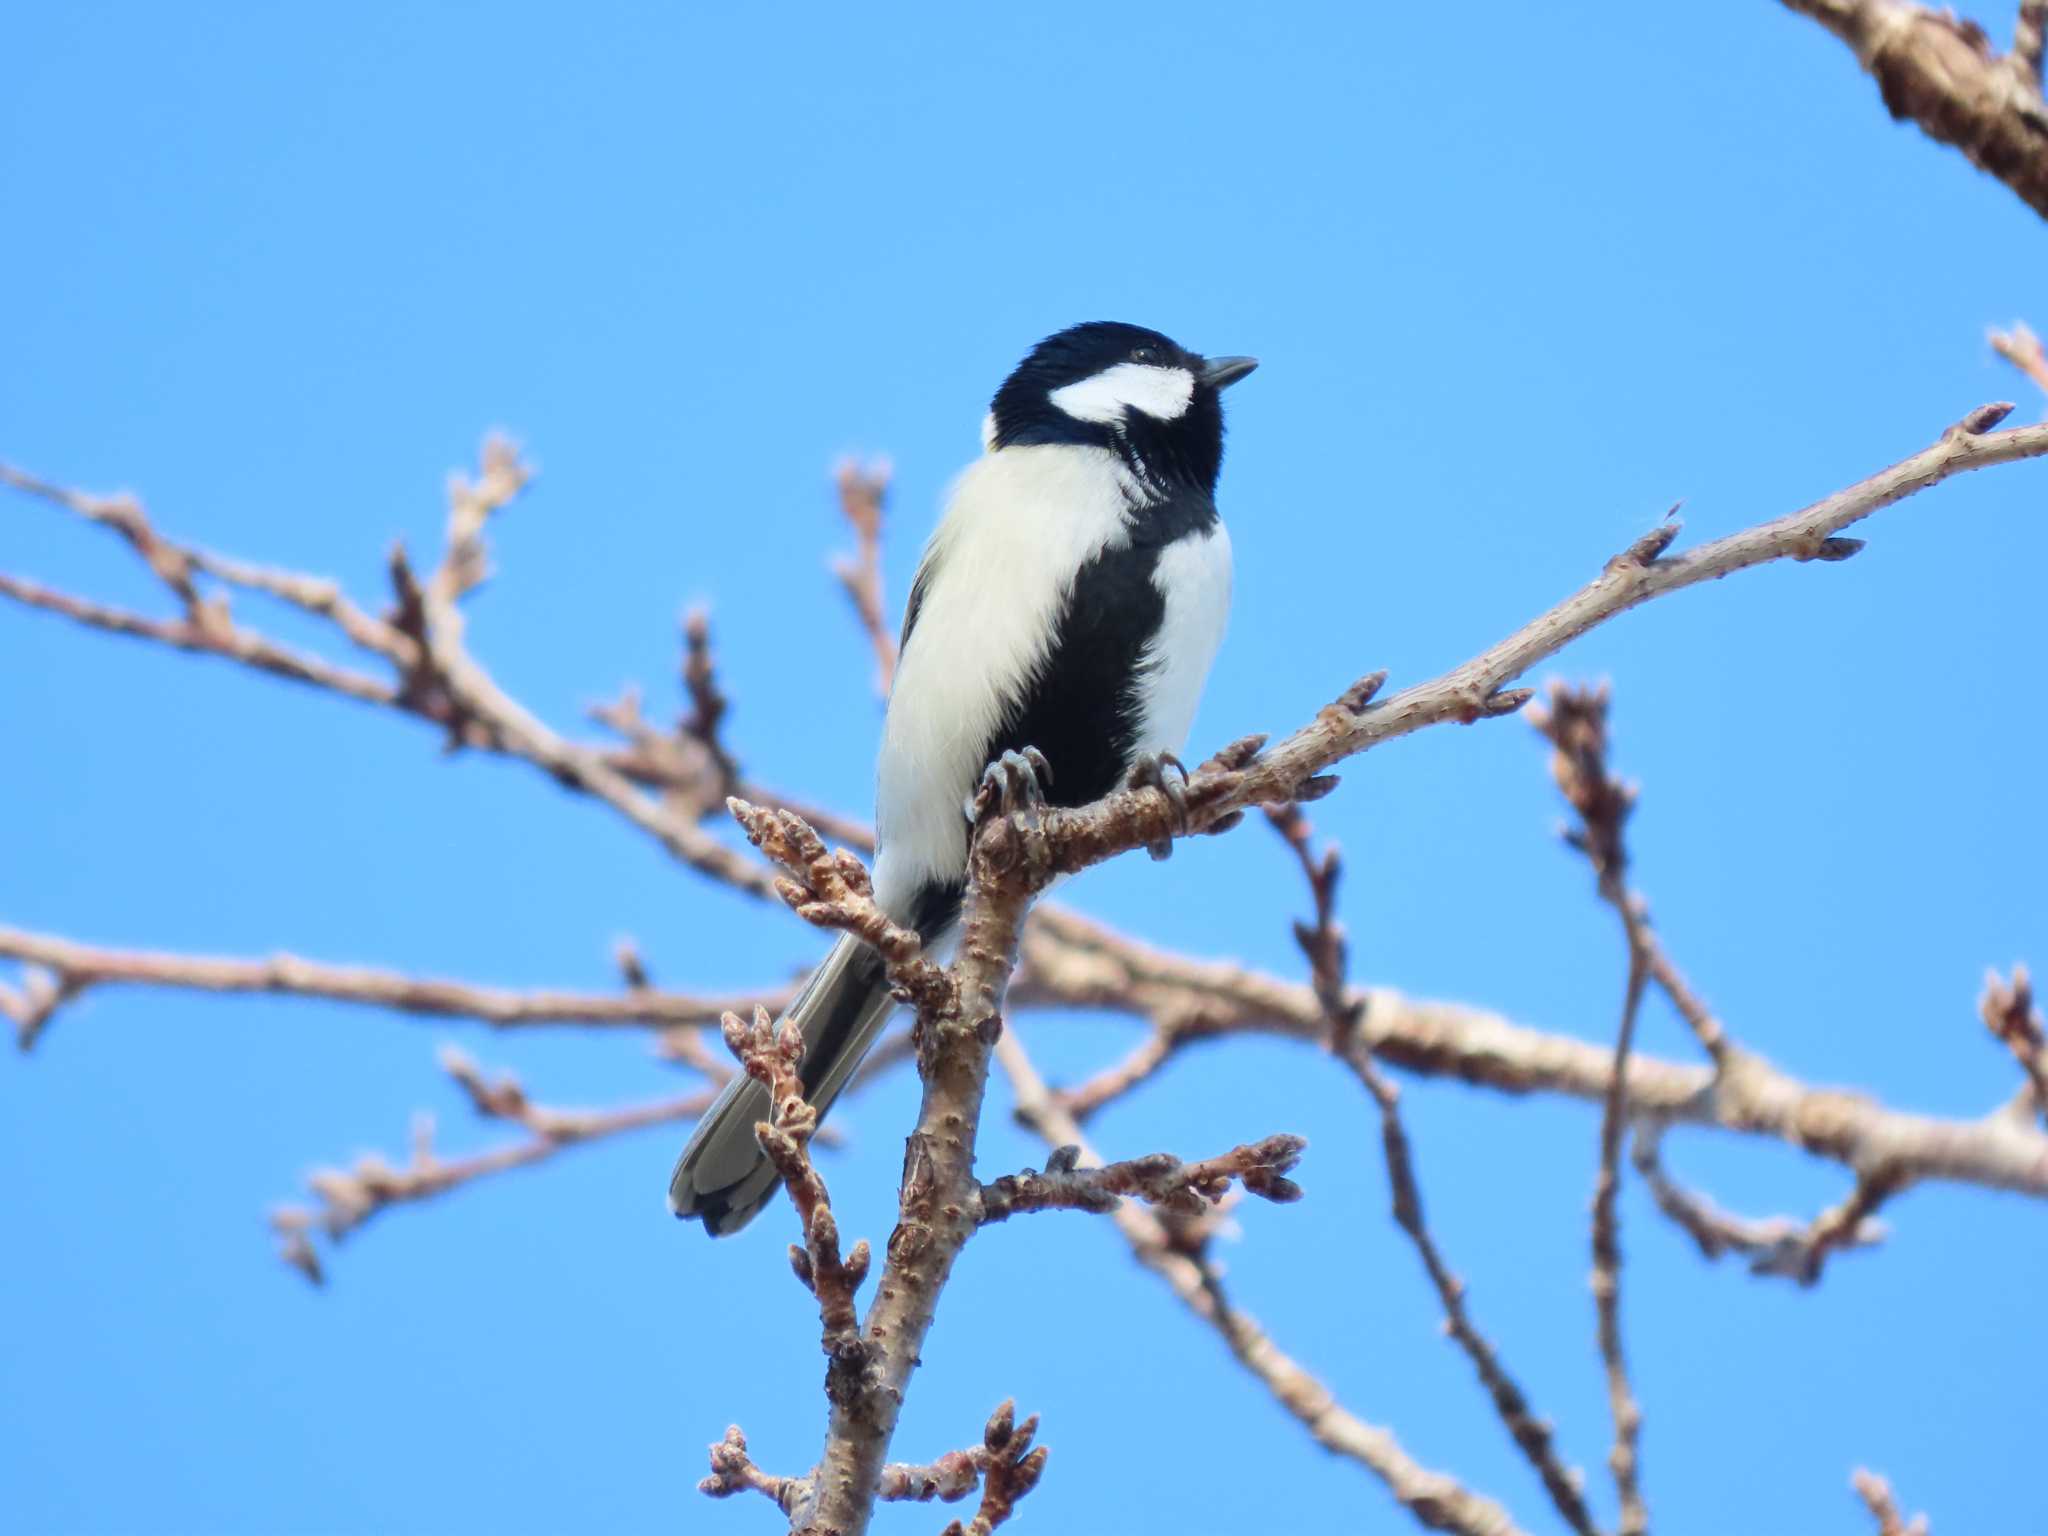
971 747 1052 829
1126 751 1189 860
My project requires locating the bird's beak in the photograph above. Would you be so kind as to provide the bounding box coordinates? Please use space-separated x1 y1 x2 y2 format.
1199 355 1259 390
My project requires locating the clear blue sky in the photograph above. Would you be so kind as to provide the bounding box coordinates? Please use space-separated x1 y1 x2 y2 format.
4 5 2045 1533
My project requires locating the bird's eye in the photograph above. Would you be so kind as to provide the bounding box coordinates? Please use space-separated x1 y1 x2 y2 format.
1131 346 1157 364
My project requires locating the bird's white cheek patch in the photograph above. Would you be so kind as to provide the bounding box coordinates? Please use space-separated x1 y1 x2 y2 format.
1050 363 1195 425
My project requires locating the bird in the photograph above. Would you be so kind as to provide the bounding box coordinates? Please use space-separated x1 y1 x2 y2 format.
668 321 1256 1235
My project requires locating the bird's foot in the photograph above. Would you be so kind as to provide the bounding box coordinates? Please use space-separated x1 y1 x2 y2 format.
1126 750 1189 861
970 747 1053 832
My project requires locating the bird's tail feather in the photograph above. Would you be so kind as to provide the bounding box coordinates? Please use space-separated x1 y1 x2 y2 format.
667 932 895 1236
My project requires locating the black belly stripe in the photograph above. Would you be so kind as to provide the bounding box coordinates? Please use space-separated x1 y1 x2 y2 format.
985 486 1218 810
985 538 1165 810
900 483 1220 941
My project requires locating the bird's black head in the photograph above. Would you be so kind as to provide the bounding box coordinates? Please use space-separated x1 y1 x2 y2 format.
986 321 1257 496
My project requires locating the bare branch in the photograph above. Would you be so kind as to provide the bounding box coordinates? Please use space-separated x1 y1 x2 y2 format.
1780 0 2048 220
1630 1123 1888 1279
1982 965 2048 1124
1025 405 2048 884
271 1048 714 1282
725 799 953 1022
800 774 1049 1536
9 902 2043 1222
1265 806 1600 1536
1018 904 2048 1204
0 567 401 707
831 458 897 697
701 1426 809 1517
1852 1466 1931 1536
2021 0 2048 82
680 606 743 797
13 417 2048 1214
719 1006 872 1385
1048 1014 1211 1119
1532 684 1651 1533
1 445 781 900
1991 321 2048 406
0 923 787 1051
1591 927 1650 1536
14 411 2048 1528
710 1402 1047 1531
1265 801 1362 1038
1533 681 1917 1292
994 1026 1528 1536
935 1400 1048 1536
1794 1166 1911 1285
978 1135 1306 1223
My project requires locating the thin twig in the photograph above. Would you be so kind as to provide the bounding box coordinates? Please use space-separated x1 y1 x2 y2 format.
719 1006 872 1389
1533 681 1652 1533
977 1135 1305 1223
270 1047 715 1283
1532 682 1910 1289
7 907 2038 1224
700 1427 809 1517
11 415 2048 1216
935 1400 1048 1536
0 923 787 1051
1630 1123 1888 1279
1991 322 2048 406
994 1026 1527 1536
1851 1466 1930 1536
13 406 2048 1532
1025 404 2048 885
1 445 779 899
831 458 897 697
2016 0 2047 85
1982 965 2048 1124
1265 806 1600 1536
1592 930 1650 1536
1780 0 2048 222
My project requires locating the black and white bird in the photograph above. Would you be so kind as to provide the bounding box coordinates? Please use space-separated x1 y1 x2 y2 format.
669 321 1256 1235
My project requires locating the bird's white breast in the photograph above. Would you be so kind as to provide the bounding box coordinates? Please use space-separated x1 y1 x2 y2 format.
872 445 1135 916
1136 522 1232 761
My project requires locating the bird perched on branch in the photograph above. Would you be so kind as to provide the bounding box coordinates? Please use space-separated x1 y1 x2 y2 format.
669 321 1256 1234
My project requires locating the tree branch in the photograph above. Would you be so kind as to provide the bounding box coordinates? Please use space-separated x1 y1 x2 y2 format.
1018 906 2048 1203
14 403 2048 1529
994 1026 1528 1536
270 1047 716 1283
1533 680 1919 1286
1851 1467 1931 1535
1629 1122 1888 1279
935 1400 1048 1536
719 1005 872 1390
1991 320 2048 404
0 445 782 898
1780 0 2048 220
831 458 897 698
13 903 2039 1236
12 410 2048 1220
1591 937 1650 1536
977 1135 1305 1223
1022 403 2047 882
1531 682 1650 1533
1266 804 1601 1536
703 1404 1045 1534
1982 965 2048 1125
701 1427 809 1518
0 924 789 1050
790 776 1036 1536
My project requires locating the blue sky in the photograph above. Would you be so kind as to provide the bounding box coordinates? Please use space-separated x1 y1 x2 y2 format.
4 4 2045 1533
